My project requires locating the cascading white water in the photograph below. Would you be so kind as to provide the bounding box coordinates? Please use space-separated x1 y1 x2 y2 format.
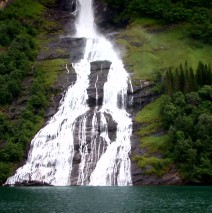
5 0 132 186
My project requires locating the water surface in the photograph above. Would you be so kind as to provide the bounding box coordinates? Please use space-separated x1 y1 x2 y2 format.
0 186 211 212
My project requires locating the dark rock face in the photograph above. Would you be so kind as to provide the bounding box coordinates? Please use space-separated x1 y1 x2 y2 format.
130 98 182 185
35 10 82 122
61 37 86 62
5 180 52 187
37 37 86 63
70 60 117 185
57 0 77 12
87 60 111 107
90 60 112 71
125 78 182 185
71 110 117 185
127 79 155 114
93 0 126 33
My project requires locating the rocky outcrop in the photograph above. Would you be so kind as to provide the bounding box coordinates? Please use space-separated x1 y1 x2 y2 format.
87 60 111 107
71 110 117 185
128 80 182 185
57 0 77 12
4 180 52 187
127 79 155 114
7 4 79 121
131 163 182 185
37 37 86 62
93 0 127 32
130 121 182 185
70 60 117 185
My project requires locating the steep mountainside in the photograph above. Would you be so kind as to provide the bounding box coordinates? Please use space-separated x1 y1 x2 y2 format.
0 0 211 185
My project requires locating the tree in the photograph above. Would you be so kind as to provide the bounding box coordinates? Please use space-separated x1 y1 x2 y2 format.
186 92 201 106
0 143 23 162
164 68 174 95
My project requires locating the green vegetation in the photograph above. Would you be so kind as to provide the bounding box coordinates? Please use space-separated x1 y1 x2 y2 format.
38 0 57 7
39 59 68 87
114 2 212 182
161 86 212 183
0 0 59 184
141 135 169 154
134 97 171 176
0 0 45 105
135 97 162 123
134 154 171 177
104 0 212 44
164 61 212 95
117 20 212 80
135 62 212 183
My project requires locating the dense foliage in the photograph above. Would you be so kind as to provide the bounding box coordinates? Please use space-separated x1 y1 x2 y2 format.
0 64 49 183
0 0 51 184
164 62 212 95
103 0 212 44
162 87 212 183
0 0 43 104
161 62 212 183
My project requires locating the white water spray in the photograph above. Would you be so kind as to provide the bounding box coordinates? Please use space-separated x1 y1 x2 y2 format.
6 0 132 186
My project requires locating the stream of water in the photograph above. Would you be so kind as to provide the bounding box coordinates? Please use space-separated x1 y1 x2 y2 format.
5 0 132 186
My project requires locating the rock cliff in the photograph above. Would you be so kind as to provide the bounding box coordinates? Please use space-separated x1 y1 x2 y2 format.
36 0 182 185
7 0 181 185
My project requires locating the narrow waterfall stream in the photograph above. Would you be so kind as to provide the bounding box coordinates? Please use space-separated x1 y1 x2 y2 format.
5 0 132 186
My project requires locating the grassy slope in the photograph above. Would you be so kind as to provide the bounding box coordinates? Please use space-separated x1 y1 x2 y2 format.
119 19 212 176
117 18 212 81
134 97 171 176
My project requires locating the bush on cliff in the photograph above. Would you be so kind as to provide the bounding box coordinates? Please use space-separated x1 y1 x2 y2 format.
103 0 212 44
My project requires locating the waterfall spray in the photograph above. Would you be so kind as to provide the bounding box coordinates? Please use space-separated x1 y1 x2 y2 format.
5 0 132 186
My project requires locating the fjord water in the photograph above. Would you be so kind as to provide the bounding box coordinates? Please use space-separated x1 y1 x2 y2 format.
0 186 211 212
6 0 132 185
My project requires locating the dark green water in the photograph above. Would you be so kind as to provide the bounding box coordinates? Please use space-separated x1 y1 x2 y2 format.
0 186 211 213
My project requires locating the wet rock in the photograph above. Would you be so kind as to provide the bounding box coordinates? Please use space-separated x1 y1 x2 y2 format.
60 37 86 62
73 152 81 164
87 60 111 107
90 60 112 71
37 37 86 62
45 63 77 120
93 0 126 33
126 79 155 114
132 166 182 186
9 181 52 187
70 109 118 185
86 92 103 107
130 105 182 185
70 164 79 185
57 0 77 12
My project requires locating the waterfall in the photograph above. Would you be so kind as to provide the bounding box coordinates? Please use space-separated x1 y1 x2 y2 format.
5 0 132 186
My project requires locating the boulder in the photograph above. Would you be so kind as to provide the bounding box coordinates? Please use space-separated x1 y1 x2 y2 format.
90 60 112 71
